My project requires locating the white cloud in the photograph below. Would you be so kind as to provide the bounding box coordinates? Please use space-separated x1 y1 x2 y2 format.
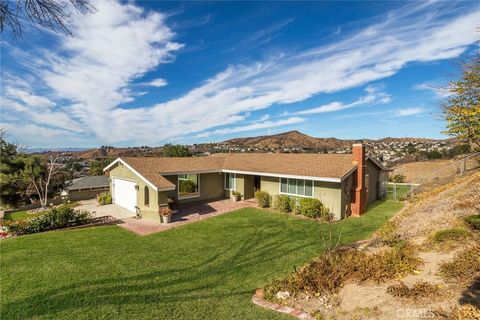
144 78 168 87
394 107 425 117
2 1 479 146
196 117 305 138
295 85 392 115
4 87 56 109
414 82 452 98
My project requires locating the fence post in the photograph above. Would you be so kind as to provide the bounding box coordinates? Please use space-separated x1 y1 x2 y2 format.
393 183 397 201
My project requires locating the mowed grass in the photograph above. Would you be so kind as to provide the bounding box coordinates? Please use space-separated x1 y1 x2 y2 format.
3 210 29 221
0 200 402 320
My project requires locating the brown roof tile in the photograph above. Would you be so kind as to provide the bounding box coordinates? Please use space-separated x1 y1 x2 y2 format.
221 153 356 179
114 153 361 189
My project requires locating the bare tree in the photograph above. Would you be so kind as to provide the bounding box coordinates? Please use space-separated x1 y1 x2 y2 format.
0 0 95 38
22 154 63 208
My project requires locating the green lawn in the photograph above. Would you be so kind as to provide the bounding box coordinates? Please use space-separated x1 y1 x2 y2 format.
387 184 412 200
3 210 29 221
0 200 402 320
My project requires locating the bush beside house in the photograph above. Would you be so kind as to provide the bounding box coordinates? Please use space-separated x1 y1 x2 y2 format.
96 192 112 205
255 191 270 208
2 205 92 236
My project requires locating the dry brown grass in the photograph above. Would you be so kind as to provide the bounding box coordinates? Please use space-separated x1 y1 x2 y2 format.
393 171 480 240
263 242 420 301
439 243 480 283
386 280 439 300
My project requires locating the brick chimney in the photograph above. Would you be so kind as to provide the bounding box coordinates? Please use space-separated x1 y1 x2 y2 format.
351 143 367 216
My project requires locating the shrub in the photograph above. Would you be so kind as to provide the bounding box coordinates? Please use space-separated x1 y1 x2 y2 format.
432 228 471 243
290 197 300 215
264 242 420 300
389 174 406 183
378 221 401 246
298 198 330 219
3 205 92 236
273 195 292 212
255 191 270 208
387 281 439 299
464 214 480 231
439 244 480 282
96 192 112 205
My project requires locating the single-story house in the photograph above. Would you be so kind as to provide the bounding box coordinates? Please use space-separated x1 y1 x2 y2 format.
64 176 110 201
103 144 388 222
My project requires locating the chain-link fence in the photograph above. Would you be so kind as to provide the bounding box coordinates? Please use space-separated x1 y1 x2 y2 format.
387 183 419 201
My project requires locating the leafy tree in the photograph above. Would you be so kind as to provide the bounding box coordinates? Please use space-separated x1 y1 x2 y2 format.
88 158 114 176
0 0 95 38
20 154 64 208
162 144 191 157
0 131 26 206
442 55 480 149
405 143 416 154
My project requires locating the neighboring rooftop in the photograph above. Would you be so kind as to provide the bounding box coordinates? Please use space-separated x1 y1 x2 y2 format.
66 176 109 191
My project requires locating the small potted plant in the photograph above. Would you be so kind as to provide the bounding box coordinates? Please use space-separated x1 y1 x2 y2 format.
159 206 173 224
231 191 242 202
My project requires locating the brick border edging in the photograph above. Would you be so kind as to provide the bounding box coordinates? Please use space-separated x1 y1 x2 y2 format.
252 289 315 320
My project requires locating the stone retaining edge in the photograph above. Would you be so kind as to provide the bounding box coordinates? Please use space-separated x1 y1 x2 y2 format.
252 289 315 320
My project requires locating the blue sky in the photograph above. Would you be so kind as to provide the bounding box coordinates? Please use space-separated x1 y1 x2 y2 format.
1 1 479 148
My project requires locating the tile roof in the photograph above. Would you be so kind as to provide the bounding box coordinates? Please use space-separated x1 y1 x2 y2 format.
222 153 356 178
111 153 366 190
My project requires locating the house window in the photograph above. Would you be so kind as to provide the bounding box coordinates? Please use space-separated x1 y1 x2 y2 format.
225 173 235 190
280 178 313 197
178 174 199 199
144 186 149 206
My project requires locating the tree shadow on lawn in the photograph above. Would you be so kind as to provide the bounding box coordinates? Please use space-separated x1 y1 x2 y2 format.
2 203 397 319
2 222 319 319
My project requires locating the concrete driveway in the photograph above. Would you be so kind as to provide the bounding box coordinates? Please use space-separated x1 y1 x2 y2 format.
76 199 136 219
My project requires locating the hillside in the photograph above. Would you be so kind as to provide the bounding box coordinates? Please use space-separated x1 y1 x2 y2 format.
224 130 451 150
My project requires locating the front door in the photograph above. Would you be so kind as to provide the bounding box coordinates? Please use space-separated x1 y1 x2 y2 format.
254 175 261 192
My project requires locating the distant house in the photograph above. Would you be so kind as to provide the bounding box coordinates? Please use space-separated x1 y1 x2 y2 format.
103 144 387 222
64 176 109 201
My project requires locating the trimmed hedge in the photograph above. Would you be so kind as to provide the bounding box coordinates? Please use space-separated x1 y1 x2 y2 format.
272 195 291 212
96 192 112 205
255 191 270 208
298 198 330 219
3 205 92 236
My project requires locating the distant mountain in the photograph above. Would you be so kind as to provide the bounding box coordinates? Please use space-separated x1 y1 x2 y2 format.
26 147 91 153
223 130 452 150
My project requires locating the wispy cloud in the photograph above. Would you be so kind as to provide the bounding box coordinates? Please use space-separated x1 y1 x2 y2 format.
196 117 305 138
414 82 452 98
394 107 426 117
295 85 392 115
143 78 168 87
2 0 478 146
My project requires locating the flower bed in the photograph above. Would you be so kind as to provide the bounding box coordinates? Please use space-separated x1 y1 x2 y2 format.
2 205 92 236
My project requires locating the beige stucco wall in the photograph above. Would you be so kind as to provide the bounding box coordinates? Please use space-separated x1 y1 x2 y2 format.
108 163 160 222
259 176 344 219
163 172 225 205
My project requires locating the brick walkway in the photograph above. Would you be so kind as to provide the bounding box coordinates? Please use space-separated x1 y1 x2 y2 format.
117 198 256 236
252 289 314 320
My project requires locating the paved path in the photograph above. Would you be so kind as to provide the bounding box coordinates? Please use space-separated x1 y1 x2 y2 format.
76 199 136 219
117 198 256 236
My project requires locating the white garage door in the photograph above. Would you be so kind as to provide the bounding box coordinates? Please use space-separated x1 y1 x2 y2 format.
112 178 137 213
